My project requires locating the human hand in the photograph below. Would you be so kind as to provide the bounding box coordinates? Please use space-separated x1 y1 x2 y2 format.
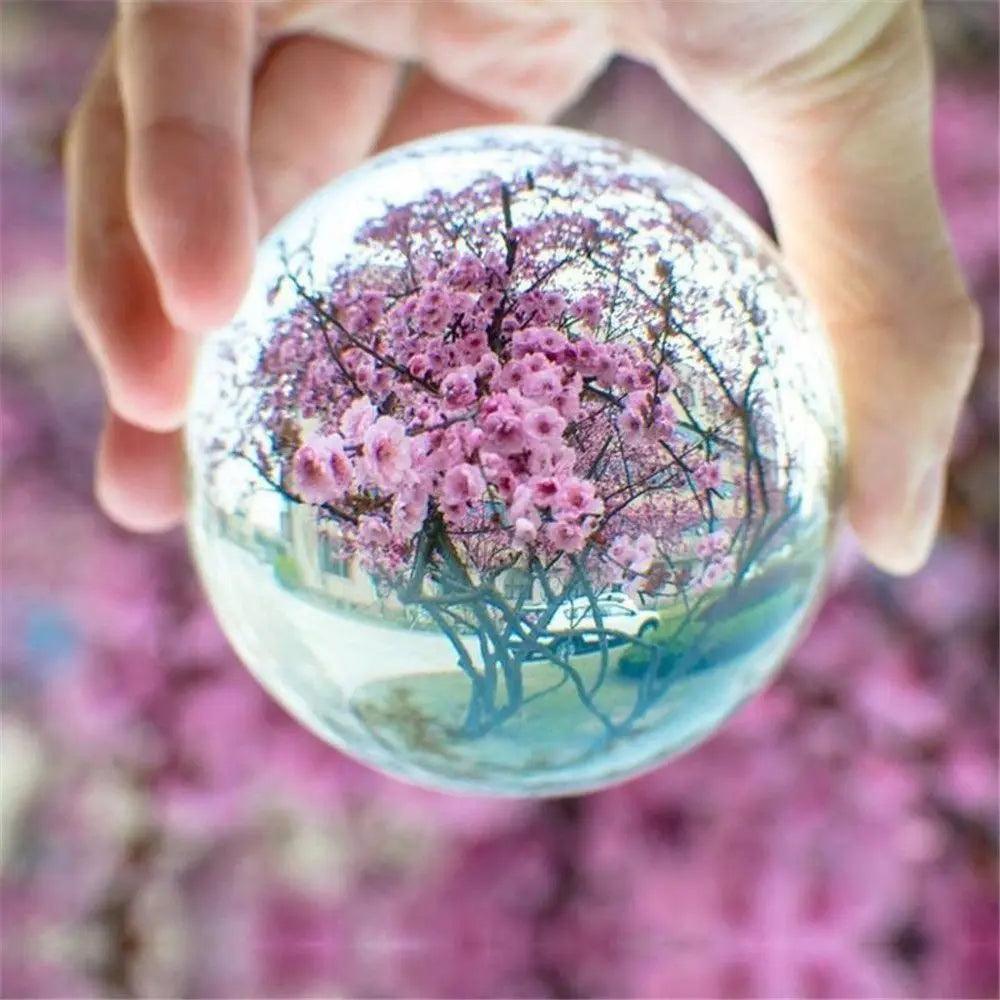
67 0 980 574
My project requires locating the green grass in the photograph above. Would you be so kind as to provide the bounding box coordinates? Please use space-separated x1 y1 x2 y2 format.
348 549 822 780
273 551 304 589
619 551 818 678
351 653 644 778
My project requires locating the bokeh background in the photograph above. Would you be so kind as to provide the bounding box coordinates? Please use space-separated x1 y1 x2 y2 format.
1 3 997 998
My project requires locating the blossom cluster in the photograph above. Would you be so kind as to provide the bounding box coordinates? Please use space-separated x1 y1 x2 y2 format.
285 273 675 572
253 158 778 602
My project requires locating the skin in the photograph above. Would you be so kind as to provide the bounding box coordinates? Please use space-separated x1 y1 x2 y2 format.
66 0 981 573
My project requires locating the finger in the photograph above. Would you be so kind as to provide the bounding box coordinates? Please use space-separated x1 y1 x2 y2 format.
95 412 186 533
116 0 255 331
66 38 195 432
249 34 399 234
745 7 980 574
646 3 981 574
375 68 523 151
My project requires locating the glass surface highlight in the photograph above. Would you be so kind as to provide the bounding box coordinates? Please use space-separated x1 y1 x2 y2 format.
186 127 845 796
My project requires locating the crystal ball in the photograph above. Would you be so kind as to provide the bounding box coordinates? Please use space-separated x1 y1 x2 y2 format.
186 126 844 796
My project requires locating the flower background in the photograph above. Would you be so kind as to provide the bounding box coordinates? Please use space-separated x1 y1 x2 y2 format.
1 2 996 997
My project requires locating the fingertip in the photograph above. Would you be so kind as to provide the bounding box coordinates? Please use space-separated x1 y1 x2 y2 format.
117 1 255 332
853 530 934 578
73 264 198 434
157 241 255 336
849 464 946 577
100 334 196 434
103 385 188 437
96 413 186 533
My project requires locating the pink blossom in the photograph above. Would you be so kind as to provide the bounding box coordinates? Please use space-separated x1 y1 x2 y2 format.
441 464 486 507
415 285 452 333
570 292 603 329
352 356 376 389
408 352 431 379
426 342 450 373
593 347 618 386
513 518 538 546
624 390 650 415
446 253 486 289
698 561 726 591
508 484 540 527
498 359 528 391
511 328 544 358
574 337 600 374
480 451 507 481
545 518 589 553
529 476 561 508
357 514 393 551
462 426 485 454
608 534 636 569
477 353 501 382
555 477 604 518
695 459 722 491
618 408 646 439
527 441 570 477
459 330 488 359
630 533 656 573
482 409 525 455
340 304 366 334
696 529 729 559
653 400 677 436
359 289 385 325
449 291 477 317
478 287 502 312
340 397 376 441
325 438 354 497
539 327 567 359
391 485 429 540
523 405 566 445
523 368 562 401
617 362 646 389
492 468 518 501
657 366 678 393
440 367 478 409
292 436 351 504
697 554 735 591
386 296 415 337
429 426 469 470
555 374 584 420
361 416 411 490
522 352 551 374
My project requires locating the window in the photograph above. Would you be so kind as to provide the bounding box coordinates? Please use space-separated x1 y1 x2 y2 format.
321 544 351 579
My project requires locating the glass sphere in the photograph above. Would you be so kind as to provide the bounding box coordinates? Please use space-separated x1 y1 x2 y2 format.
186 126 844 796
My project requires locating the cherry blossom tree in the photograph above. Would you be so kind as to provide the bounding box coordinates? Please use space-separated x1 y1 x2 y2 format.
228 148 807 742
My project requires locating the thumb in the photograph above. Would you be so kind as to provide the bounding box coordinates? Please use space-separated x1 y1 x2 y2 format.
643 1 982 574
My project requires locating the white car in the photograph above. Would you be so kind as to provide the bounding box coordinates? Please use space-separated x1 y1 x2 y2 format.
514 593 659 659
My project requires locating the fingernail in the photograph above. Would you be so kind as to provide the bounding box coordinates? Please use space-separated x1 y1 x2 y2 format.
905 462 947 567
851 453 951 577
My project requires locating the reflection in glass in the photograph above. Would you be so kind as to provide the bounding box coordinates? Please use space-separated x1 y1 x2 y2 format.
186 127 844 795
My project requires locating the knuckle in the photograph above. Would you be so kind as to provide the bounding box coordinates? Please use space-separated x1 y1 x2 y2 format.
120 0 250 68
